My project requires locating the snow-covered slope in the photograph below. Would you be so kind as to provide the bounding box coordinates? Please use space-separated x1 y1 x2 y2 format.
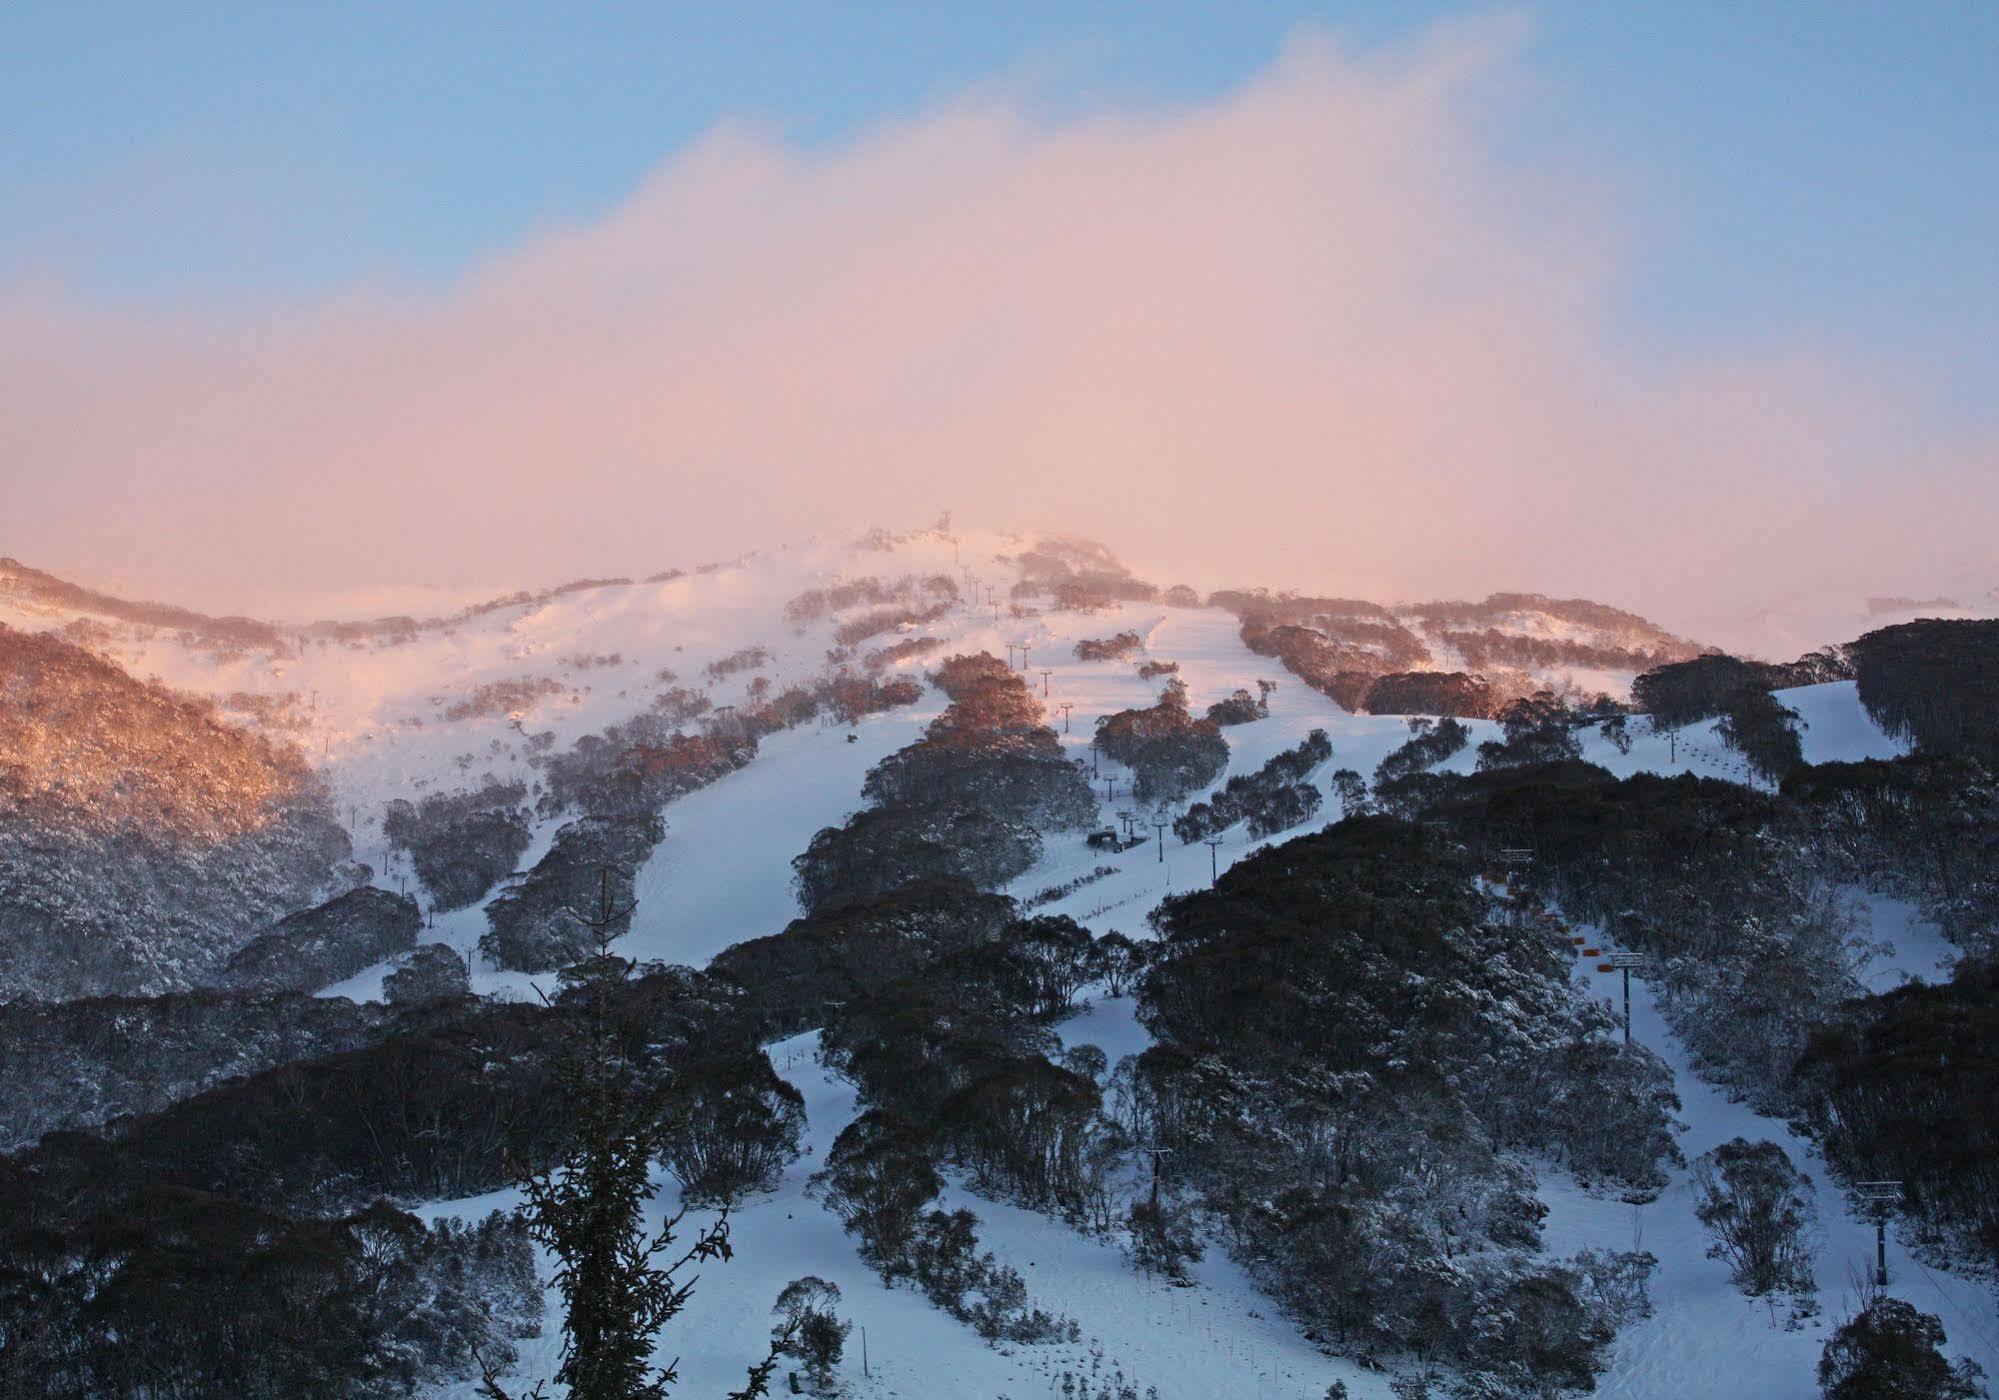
5 527 1950 1399
1539 895 1995 1399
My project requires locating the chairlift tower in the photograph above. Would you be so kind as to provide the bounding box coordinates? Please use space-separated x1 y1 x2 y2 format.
1856 1181 1903 1287
1203 836 1223 885
1600 953 1650 1044
1058 702 1074 734
1039 667 1053 697
1152 818 1168 863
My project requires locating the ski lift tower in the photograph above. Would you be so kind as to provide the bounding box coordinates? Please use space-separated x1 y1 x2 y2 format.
1599 953 1650 1044
1856 1181 1903 1287
1498 847 1534 923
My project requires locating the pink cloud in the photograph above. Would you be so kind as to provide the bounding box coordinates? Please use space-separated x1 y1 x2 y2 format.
3 20 1991 645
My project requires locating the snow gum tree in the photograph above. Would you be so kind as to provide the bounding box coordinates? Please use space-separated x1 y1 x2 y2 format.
1690 1137 1818 1303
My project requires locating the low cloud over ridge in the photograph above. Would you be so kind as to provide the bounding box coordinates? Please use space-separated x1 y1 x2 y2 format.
3 19 1991 642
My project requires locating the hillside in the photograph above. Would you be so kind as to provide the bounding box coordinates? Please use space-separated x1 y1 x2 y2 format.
1 526 1994 1399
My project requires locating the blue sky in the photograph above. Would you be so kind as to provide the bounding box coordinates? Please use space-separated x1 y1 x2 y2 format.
4 1 1994 415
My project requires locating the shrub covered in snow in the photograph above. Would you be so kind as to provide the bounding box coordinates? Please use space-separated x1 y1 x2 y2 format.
222 886 422 993
383 778 532 911
1093 679 1228 806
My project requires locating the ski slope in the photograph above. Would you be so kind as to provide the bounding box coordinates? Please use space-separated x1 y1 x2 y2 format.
1539 895 1996 1400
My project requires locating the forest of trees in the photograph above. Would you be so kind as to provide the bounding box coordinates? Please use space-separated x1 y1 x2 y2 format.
1092 679 1230 805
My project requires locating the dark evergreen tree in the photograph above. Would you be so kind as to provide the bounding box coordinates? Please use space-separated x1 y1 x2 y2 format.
481 883 787 1400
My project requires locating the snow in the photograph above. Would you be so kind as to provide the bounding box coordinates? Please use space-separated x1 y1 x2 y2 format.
6 526 1976 1395
433 1028 1401 1400
1779 680 1909 767
1537 893 1998 1398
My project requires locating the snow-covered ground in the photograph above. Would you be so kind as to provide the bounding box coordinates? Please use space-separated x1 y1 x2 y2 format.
15 525 1975 1395
1539 894 1997 1399
432 1022 1403 1400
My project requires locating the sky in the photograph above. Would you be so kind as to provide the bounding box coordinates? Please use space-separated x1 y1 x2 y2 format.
2 3 1995 646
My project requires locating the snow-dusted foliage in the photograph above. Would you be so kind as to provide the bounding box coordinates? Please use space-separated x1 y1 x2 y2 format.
1850 617 1999 759
712 880 1017 1040
1093 678 1229 806
383 779 533 911
1172 728 1331 843
1134 819 1680 1390
0 625 351 1000
1421 764 1869 1114
221 885 422 992
383 942 472 1005
0 989 423 1150
794 652 1092 911
0 1197 539 1397
482 815 664 972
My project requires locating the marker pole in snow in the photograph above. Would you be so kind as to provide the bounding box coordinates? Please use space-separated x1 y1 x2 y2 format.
861 1326 869 1378
1857 1182 1902 1286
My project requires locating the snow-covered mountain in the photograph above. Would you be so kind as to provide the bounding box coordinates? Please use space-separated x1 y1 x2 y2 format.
4 527 1994 1400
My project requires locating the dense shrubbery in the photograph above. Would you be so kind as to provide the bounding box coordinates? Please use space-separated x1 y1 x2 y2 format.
794 655 1092 914
783 574 958 627
659 1050 806 1205
1373 717 1470 788
1132 819 1675 1388
1628 653 1809 782
1418 763 1868 1113
0 1192 540 1398
712 880 1016 1040
1851 618 1999 758
1204 681 1274 726
1074 631 1145 663
536 713 754 820
221 886 421 993
705 644 770 679
1475 691 1583 771
383 942 471 1005
1786 755 1999 954
1437 628 1692 675
1173 730 1330 844
1819 1297 1988 1400
1793 959 1999 1278
1716 686 1807 783
1238 621 1378 711
0 963 766 1392
0 989 439 1151
0 626 352 1000
1362 670 1496 719
817 914 1122 1225
441 675 565 723
383 779 533 910
1689 1138 1818 1309
481 815 663 972
1094 680 1229 806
